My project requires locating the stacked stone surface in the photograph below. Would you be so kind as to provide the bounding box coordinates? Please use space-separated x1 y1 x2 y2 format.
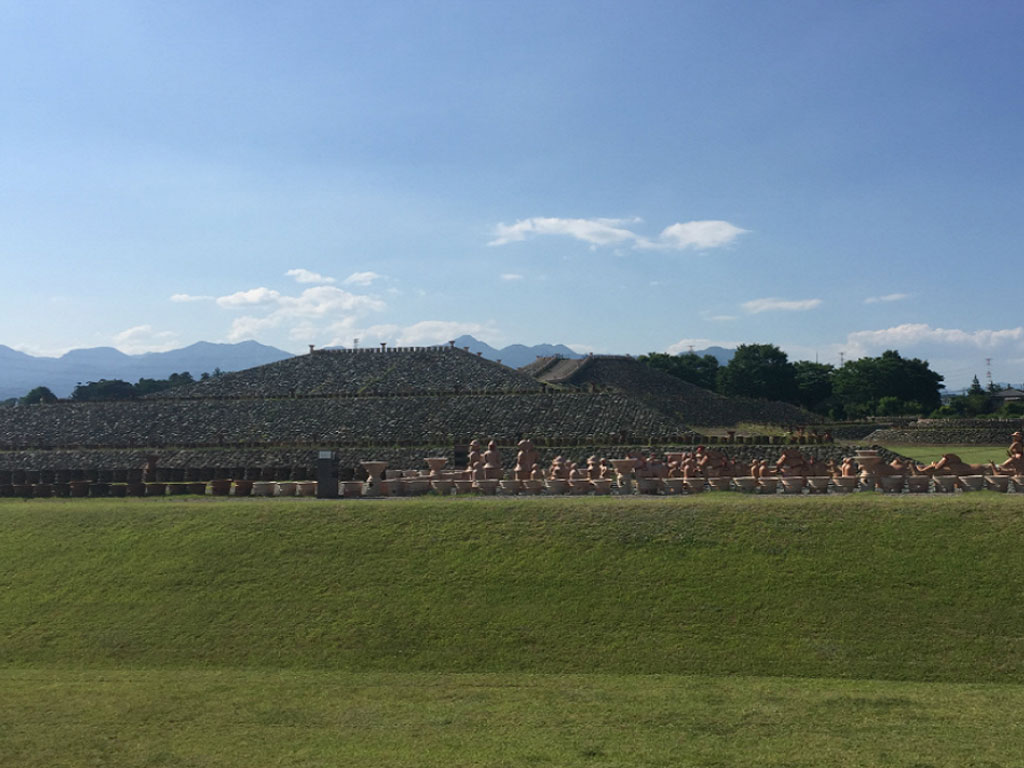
0 393 690 449
529 355 815 427
1 346 836 477
150 346 544 399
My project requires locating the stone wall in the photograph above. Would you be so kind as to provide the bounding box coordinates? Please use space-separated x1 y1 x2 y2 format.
865 419 1024 445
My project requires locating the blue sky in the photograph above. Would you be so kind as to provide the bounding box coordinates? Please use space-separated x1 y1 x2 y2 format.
2 1 1022 388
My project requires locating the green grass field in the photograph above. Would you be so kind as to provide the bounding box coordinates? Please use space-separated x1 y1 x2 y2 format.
878 444 1009 465
3 496 1024 766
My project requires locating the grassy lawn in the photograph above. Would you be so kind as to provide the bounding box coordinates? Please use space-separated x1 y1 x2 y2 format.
3 495 1024 765
879 444 1009 465
3 669 1023 767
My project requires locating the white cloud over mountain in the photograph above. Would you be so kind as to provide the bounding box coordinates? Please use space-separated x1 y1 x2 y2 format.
489 217 747 251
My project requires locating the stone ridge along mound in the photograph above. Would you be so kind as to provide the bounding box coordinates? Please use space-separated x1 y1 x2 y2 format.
149 345 545 399
525 355 816 427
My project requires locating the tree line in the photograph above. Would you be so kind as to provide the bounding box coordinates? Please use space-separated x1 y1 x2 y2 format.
639 345 957 419
4 370 220 407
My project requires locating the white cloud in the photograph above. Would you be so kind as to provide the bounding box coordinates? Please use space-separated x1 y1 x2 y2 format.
488 216 747 251
742 297 823 314
281 286 386 317
286 268 335 284
226 315 281 342
343 271 384 287
639 220 749 250
500 273 524 281
864 293 910 304
375 320 496 347
220 286 387 342
112 325 180 354
216 287 282 308
489 217 640 247
170 293 213 303
844 324 1024 358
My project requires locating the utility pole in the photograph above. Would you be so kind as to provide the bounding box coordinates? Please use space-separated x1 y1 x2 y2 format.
986 358 993 389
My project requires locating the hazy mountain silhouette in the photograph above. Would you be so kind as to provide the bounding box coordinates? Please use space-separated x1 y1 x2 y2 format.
0 341 292 399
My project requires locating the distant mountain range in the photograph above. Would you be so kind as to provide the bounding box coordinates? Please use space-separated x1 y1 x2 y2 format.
0 341 293 400
0 337 736 400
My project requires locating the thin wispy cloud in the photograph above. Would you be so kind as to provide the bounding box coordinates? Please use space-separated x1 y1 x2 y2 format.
343 271 384 287
113 325 180 354
216 287 282 308
170 293 214 303
742 297 822 314
500 273 524 281
286 268 335 284
864 293 910 304
845 324 1024 356
488 217 747 251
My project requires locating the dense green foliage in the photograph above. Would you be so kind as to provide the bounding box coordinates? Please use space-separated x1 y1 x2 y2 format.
18 385 57 405
832 349 943 417
71 372 198 401
716 344 798 403
641 346 946 418
637 350 719 390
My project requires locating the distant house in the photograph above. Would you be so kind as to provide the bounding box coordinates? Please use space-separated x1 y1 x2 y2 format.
990 387 1024 404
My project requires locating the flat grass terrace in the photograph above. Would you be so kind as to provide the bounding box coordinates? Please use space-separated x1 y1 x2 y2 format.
3 494 1024 766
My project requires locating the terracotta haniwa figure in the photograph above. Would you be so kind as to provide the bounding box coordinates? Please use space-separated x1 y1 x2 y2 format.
586 455 601 479
515 439 540 480
991 433 1024 475
696 446 730 478
775 448 811 477
467 440 483 479
548 456 569 480
1009 431 1024 460
483 441 502 480
916 453 991 476
838 457 859 478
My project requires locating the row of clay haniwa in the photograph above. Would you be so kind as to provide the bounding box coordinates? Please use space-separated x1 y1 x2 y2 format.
5 475 1024 499
346 473 1024 496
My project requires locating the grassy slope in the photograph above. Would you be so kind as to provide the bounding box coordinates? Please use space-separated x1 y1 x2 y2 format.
4 496 1024 766
2 495 1024 681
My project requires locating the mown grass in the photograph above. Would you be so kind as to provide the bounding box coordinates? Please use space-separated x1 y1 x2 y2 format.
3 669 1023 767
3 495 1024 766
4 495 1024 681
879 444 1008 465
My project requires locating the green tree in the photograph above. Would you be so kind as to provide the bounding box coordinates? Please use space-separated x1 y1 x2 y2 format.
638 351 720 391
792 361 834 413
832 350 943 415
71 379 136 401
716 344 798 403
19 386 58 405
